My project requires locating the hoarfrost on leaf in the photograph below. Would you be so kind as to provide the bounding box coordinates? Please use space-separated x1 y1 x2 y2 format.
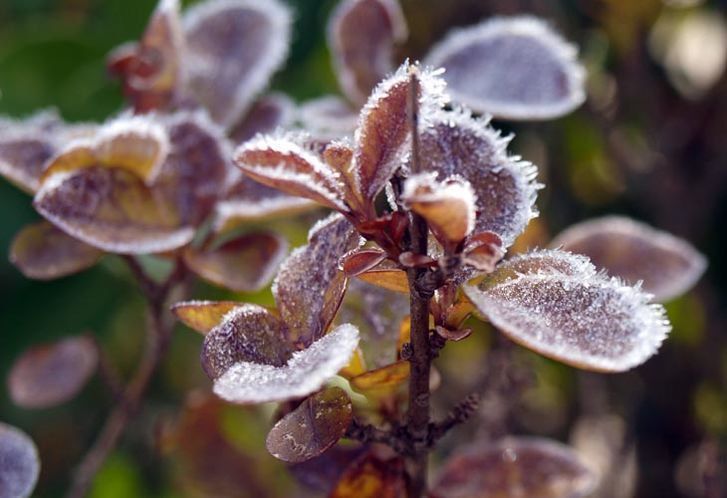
463 250 671 372
425 16 586 120
0 422 40 498
551 216 707 302
213 323 360 404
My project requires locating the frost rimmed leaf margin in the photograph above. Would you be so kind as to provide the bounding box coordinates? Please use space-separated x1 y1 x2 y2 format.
425 16 586 120
213 323 360 404
464 250 671 372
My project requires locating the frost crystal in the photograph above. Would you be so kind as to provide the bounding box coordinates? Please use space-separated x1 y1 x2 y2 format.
426 16 586 120
464 250 671 372
213 323 360 404
0 422 40 498
552 216 707 302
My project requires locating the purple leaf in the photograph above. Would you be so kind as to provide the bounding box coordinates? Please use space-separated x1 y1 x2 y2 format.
0 423 40 498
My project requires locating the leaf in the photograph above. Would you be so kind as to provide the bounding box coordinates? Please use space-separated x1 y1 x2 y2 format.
462 231 505 273
234 133 349 211
463 250 671 372
328 0 408 106
7 335 98 409
229 93 295 144
431 437 597 498
266 387 353 463
0 132 56 194
402 172 476 248
274 213 360 346
10 221 102 280
418 107 540 247
355 258 409 293
201 304 290 380
42 115 170 184
551 216 707 302
425 16 586 120
330 453 407 498
288 446 367 494
34 167 195 254
350 360 410 392
184 231 287 292
0 422 40 498
297 95 360 140
107 0 184 112
213 323 360 404
183 0 292 128
214 172 317 232
155 111 232 226
352 64 447 202
340 248 388 277
172 300 243 334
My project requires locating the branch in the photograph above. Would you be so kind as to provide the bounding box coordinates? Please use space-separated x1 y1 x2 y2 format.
428 393 481 446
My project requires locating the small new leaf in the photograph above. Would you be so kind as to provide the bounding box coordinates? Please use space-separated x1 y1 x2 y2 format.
265 387 353 463
0 423 40 498
426 16 586 120
464 250 671 372
551 216 707 302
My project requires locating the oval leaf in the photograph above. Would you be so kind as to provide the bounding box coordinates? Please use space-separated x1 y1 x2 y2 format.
0 423 40 498
213 323 360 404
10 221 102 280
328 0 407 106
0 134 55 194
171 300 242 334
350 360 410 392
463 250 671 372
297 95 359 140
185 231 287 292
274 213 360 347
183 0 292 128
229 93 295 144
34 167 195 254
426 16 586 120
551 216 707 302
432 437 597 498
7 335 98 409
266 387 353 463
419 107 540 247
201 304 290 380
356 265 409 294
330 453 407 498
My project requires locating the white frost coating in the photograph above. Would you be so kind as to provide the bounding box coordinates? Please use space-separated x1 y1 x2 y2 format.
418 106 541 247
235 133 349 211
183 0 292 129
464 249 671 372
551 216 707 302
0 422 40 498
213 323 360 404
425 16 586 120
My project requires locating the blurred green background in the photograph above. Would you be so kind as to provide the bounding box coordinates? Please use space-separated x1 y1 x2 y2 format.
1 0 726 497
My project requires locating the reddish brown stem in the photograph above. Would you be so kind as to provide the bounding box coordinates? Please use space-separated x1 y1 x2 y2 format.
65 258 183 498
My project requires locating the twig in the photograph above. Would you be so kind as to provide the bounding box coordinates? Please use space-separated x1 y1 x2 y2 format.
428 394 481 446
65 257 184 498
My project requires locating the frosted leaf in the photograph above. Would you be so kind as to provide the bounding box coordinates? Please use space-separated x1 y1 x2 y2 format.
462 231 505 273
234 134 349 211
229 93 295 144
42 115 170 184
0 133 55 194
402 172 476 248
274 213 360 346
7 335 98 409
551 216 707 302
265 387 353 463
340 248 388 277
10 221 102 280
418 107 540 247
297 96 359 140
155 110 231 226
34 167 195 254
214 172 317 232
107 0 184 112
337 278 408 368
172 300 243 334
355 259 409 293
328 0 407 106
425 16 586 120
213 323 360 404
184 231 287 292
330 453 407 498
463 250 671 372
201 304 290 379
353 63 448 202
183 0 292 128
0 422 40 498
432 437 597 498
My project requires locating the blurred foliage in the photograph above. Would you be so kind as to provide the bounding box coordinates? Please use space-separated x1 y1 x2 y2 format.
1 0 725 497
